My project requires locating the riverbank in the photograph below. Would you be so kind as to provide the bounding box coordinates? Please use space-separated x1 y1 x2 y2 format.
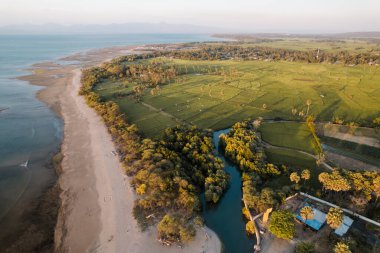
22 45 221 253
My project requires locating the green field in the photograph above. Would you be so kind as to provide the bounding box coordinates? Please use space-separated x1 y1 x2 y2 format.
264 148 316 169
95 58 380 137
258 122 316 154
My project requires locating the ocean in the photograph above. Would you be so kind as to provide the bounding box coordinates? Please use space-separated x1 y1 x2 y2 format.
0 34 219 248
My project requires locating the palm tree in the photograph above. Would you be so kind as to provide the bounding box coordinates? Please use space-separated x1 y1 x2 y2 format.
333 242 351 253
326 207 344 229
306 99 312 116
290 172 301 184
301 169 311 182
300 206 314 221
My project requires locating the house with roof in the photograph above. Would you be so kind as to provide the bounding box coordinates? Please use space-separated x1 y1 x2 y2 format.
294 202 354 236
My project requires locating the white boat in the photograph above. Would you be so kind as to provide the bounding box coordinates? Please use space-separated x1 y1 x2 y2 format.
20 160 29 168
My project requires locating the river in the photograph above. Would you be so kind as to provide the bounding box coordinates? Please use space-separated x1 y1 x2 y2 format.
202 129 255 253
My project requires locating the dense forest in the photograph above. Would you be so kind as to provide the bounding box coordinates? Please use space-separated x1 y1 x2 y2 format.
219 120 282 177
219 120 287 215
113 43 380 65
80 67 228 243
164 45 380 64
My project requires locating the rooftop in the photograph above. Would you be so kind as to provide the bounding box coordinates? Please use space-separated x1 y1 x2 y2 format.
295 203 326 231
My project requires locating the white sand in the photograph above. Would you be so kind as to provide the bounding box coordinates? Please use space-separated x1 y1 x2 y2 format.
55 68 222 253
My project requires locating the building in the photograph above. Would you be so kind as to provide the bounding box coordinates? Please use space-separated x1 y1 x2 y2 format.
334 215 354 236
295 203 326 231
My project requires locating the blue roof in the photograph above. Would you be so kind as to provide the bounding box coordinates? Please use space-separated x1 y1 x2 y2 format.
295 204 327 231
334 215 353 236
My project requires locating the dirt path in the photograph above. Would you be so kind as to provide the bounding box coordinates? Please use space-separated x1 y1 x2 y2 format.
140 101 183 123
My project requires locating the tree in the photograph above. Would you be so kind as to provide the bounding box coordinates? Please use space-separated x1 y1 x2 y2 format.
326 207 344 229
318 170 351 192
301 169 311 182
157 214 195 243
373 117 380 127
295 242 316 253
300 206 314 221
246 221 256 235
333 242 351 253
290 172 301 184
268 210 295 240
136 183 147 195
373 176 380 202
333 116 344 125
306 99 312 116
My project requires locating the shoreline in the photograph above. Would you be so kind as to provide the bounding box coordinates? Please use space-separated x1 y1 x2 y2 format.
21 45 222 253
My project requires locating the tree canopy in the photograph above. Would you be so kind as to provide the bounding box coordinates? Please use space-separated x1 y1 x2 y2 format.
300 206 314 221
333 242 352 253
326 207 344 229
269 210 295 240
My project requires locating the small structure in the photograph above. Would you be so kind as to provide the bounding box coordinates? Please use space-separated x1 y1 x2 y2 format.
262 207 272 224
334 215 353 236
295 203 326 231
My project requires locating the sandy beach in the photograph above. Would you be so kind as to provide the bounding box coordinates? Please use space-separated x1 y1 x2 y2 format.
22 46 222 253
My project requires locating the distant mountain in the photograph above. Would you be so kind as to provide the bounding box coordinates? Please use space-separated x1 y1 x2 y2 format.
0 23 224 34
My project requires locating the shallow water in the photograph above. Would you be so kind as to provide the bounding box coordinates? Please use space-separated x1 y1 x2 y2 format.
0 34 220 248
202 129 255 253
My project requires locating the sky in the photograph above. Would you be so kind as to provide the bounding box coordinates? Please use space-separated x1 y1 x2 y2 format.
1 0 380 33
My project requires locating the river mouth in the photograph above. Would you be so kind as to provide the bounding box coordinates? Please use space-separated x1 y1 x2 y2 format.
202 129 255 253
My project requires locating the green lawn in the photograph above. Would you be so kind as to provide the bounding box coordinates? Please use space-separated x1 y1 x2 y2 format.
95 58 380 138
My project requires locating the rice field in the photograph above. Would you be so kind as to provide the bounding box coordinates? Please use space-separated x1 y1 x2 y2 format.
258 122 316 154
95 58 380 137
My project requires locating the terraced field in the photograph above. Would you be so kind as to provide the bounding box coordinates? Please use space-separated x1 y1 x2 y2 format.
95 58 380 137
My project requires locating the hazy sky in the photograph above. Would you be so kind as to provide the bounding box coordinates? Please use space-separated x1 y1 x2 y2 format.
1 0 380 33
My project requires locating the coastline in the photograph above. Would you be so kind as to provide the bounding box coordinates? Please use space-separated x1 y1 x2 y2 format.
22 45 222 253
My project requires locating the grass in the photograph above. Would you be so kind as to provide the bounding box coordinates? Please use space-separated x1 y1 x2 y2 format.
258 122 316 154
95 58 380 138
264 148 317 169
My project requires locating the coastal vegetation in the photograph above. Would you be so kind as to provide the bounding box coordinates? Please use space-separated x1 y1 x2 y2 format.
80 67 229 243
